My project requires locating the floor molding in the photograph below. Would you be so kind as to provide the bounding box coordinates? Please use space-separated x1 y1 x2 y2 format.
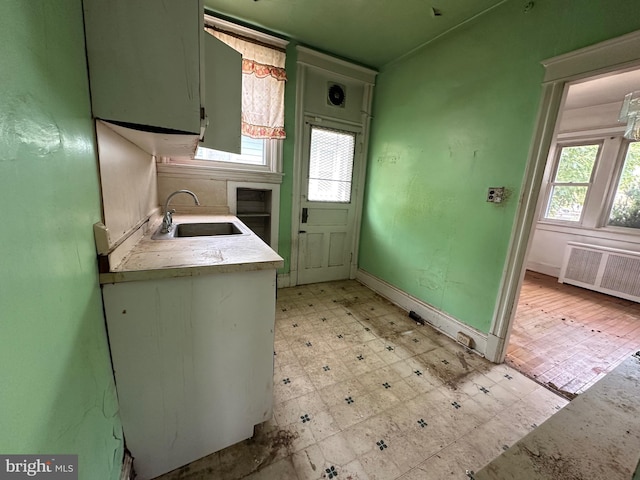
277 273 291 288
526 261 560 278
356 269 488 357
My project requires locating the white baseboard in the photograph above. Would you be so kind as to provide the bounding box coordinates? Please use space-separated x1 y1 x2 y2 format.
526 261 560 278
277 273 291 288
356 269 488 357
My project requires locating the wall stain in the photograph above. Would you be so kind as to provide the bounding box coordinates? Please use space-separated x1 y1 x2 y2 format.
0 94 62 161
336 294 491 390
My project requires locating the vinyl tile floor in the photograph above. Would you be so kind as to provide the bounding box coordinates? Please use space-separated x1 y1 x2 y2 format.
155 280 567 480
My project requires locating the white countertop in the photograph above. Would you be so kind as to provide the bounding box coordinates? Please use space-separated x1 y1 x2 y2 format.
99 214 283 284
473 354 640 479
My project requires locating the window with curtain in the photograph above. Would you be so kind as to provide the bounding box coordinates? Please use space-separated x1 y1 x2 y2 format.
205 26 286 140
194 25 286 170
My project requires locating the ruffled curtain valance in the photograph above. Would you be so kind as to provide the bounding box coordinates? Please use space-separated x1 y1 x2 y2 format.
205 28 286 139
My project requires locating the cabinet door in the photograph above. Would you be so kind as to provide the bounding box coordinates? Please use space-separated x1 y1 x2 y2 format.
83 0 202 134
199 33 242 153
102 270 276 480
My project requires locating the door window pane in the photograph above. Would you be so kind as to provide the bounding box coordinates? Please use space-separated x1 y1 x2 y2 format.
608 142 640 229
307 126 356 202
544 143 600 222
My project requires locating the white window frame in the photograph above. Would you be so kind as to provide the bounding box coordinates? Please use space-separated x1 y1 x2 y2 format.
602 139 640 231
538 134 640 237
540 140 603 225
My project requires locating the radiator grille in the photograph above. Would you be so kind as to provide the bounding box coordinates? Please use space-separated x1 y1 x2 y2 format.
601 255 640 297
563 248 602 285
559 243 640 303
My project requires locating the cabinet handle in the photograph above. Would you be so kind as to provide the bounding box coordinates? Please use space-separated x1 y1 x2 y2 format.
301 208 308 224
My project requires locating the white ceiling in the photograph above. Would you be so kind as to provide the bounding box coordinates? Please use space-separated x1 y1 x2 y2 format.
564 68 640 110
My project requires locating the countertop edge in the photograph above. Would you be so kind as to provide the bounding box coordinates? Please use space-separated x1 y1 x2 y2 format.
100 259 283 284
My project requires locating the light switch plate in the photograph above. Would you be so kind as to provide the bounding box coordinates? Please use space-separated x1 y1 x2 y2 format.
487 187 504 203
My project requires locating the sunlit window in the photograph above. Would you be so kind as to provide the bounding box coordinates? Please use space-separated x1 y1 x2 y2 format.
196 136 265 166
544 144 600 222
608 141 640 229
307 126 356 203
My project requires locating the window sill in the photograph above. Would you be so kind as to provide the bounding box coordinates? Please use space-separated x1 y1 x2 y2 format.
536 220 640 243
157 162 284 184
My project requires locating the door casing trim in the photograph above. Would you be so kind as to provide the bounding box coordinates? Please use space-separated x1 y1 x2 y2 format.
289 51 376 287
486 29 640 363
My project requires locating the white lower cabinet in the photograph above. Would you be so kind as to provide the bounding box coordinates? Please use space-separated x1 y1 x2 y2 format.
102 269 276 480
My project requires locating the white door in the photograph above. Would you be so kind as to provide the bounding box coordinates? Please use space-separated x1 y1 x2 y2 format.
297 120 362 285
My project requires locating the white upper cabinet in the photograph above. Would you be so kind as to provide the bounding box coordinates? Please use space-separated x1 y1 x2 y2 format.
200 33 242 153
82 0 241 156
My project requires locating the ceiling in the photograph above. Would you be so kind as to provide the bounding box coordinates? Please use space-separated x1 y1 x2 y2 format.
565 68 640 110
204 0 507 68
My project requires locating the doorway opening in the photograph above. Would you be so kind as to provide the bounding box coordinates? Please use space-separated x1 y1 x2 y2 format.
505 66 640 398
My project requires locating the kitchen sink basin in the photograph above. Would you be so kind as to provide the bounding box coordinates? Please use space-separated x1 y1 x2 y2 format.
176 222 242 237
152 222 243 240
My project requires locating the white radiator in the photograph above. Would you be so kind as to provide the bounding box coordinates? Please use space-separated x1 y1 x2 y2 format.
559 242 640 303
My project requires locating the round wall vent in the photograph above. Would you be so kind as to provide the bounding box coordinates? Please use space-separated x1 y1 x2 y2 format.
327 83 346 107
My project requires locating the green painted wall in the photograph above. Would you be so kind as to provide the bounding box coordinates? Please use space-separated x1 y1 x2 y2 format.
359 0 640 333
0 2 123 479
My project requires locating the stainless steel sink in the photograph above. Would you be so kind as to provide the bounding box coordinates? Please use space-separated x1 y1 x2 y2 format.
176 222 242 237
152 222 243 240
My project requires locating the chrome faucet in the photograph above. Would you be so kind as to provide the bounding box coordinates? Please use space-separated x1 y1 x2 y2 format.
161 190 200 233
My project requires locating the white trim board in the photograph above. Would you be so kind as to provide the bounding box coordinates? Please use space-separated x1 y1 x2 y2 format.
277 273 291 289
296 46 377 84
203 14 289 49
542 30 640 83
157 163 283 184
356 269 488 357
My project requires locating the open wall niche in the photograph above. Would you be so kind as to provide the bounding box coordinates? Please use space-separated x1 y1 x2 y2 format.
227 181 280 249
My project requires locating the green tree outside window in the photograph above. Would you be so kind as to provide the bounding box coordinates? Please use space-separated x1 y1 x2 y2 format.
545 144 600 222
608 142 640 229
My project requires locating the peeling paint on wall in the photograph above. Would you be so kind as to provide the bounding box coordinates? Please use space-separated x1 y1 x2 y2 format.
0 94 62 161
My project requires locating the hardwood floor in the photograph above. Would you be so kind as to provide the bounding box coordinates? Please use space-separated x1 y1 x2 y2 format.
506 270 640 398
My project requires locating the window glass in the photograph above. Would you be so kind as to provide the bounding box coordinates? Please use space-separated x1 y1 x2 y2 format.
307 126 356 203
554 145 598 183
608 142 640 229
544 144 600 222
547 186 589 221
195 136 265 166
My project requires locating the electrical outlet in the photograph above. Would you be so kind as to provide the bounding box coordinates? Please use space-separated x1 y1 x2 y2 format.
457 332 473 348
487 187 504 203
